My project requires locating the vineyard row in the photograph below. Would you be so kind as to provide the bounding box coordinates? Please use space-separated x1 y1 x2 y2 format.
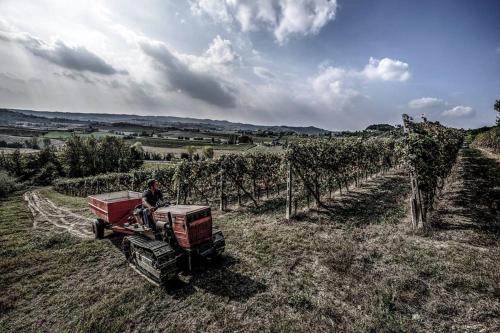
54 136 404 216
402 114 464 230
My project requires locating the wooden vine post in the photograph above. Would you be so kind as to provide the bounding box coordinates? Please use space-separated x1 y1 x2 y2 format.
219 168 225 211
402 114 425 230
175 166 182 205
286 160 293 220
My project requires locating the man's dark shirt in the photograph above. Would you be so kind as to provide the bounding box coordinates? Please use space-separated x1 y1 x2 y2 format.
142 189 163 207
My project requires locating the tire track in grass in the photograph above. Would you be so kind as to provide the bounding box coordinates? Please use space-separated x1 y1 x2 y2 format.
23 190 94 239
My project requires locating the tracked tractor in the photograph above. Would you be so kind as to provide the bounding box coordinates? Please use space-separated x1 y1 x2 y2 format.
87 191 225 285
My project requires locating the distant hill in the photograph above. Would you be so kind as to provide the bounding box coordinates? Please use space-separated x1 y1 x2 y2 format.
0 109 88 125
1 108 330 135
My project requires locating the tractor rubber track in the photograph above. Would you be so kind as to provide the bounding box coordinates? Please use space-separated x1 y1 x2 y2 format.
124 235 182 285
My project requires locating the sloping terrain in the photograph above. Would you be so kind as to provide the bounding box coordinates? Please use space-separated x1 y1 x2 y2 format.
0 149 499 332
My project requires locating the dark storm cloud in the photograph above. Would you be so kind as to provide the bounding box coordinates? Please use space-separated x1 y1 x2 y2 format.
31 40 126 75
139 41 236 108
0 31 125 75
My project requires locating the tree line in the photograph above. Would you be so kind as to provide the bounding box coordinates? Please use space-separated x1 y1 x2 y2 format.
0 135 142 186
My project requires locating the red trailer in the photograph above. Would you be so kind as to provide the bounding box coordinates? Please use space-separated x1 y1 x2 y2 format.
87 191 142 237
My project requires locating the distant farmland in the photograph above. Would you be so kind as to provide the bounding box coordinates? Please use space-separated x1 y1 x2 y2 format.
43 130 122 140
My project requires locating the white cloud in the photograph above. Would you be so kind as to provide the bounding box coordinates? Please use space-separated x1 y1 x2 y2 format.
203 35 238 66
311 66 361 109
0 18 15 31
362 57 410 82
309 57 410 108
496 47 500 54
408 97 476 120
182 35 239 75
442 105 475 118
273 0 337 44
253 66 276 80
408 97 446 109
190 0 232 24
190 0 337 44
313 57 411 83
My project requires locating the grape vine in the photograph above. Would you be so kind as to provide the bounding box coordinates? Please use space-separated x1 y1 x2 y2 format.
402 114 464 229
55 135 403 218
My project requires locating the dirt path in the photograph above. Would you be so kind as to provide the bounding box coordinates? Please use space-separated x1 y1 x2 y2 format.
429 148 500 247
23 189 94 239
291 169 410 226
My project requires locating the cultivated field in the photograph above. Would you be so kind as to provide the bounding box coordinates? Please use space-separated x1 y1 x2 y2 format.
0 148 40 154
141 144 283 159
43 131 122 140
130 137 256 150
1 147 498 332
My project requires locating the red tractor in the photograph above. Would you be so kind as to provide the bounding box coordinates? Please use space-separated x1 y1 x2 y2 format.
87 191 225 285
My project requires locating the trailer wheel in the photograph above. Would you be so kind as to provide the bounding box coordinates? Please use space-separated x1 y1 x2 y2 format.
92 219 105 239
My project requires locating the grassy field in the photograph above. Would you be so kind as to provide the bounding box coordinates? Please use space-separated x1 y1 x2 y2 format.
140 160 179 170
0 148 499 332
245 144 285 154
38 188 93 219
128 137 255 150
141 146 236 158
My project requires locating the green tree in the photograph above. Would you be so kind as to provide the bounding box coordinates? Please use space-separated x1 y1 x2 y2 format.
62 135 84 177
10 149 22 177
82 136 99 176
202 147 214 159
0 171 18 198
29 137 39 149
238 135 253 144
0 151 7 170
42 137 51 148
494 99 500 125
62 135 141 177
186 146 197 159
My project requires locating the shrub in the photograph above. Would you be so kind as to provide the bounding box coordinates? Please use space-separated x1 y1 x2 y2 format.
0 171 19 198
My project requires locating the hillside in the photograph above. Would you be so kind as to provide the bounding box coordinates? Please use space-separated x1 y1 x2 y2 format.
0 147 498 332
0 108 330 135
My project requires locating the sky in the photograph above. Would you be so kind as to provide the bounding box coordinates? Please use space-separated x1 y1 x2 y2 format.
0 0 499 130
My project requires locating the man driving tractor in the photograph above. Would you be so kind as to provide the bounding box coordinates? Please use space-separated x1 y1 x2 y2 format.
88 178 225 284
142 179 164 230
